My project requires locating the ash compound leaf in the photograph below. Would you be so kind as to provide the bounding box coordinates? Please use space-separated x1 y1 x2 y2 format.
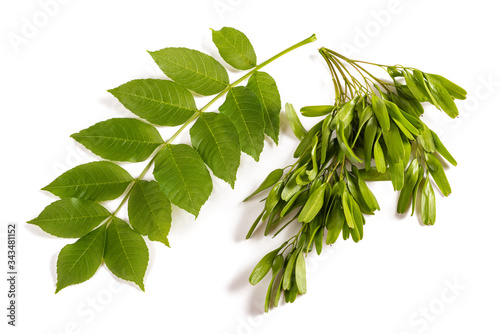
190 113 240 188
211 27 257 70
28 199 109 238
104 217 149 291
71 118 164 162
128 180 172 246
153 144 213 217
149 47 229 96
108 79 198 126
42 161 134 201
247 71 282 144
219 86 265 161
56 224 106 293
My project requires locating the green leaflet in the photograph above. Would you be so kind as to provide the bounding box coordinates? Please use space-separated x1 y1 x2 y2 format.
306 135 319 180
219 86 265 161
247 71 282 144
246 210 265 240
341 190 355 229
244 168 283 201
273 275 284 308
357 169 391 181
403 69 429 102
342 191 363 241
353 105 373 143
425 152 452 196
371 94 390 132
56 224 107 293
104 218 149 291
411 167 424 216
149 47 229 96
390 92 421 118
71 118 164 162
281 168 305 201
280 190 305 218
300 105 335 117
190 112 241 188
314 224 324 255
421 176 436 225
382 121 405 162
337 121 362 163
42 161 134 201
332 97 358 129
418 123 436 153
285 103 307 140
108 79 198 126
298 183 327 223
382 120 404 164
326 200 345 245
397 159 420 213
249 248 279 285
431 130 457 166
402 135 412 167
295 252 307 294
384 100 420 136
373 131 386 173
425 74 459 118
128 180 172 246
320 115 333 163
283 249 299 290
265 255 284 312
353 166 380 211
344 171 372 214
153 144 213 217
364 116 378 170
389 160 405 191
28 199 109 238
424 73 467 100
294 120 323 158
212 27 257 70
264 180 284 217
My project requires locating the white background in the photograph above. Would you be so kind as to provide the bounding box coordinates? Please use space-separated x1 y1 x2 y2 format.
1 0 499 333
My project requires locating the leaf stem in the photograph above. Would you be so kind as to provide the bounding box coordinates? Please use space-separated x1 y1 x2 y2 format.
108 33 318 219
